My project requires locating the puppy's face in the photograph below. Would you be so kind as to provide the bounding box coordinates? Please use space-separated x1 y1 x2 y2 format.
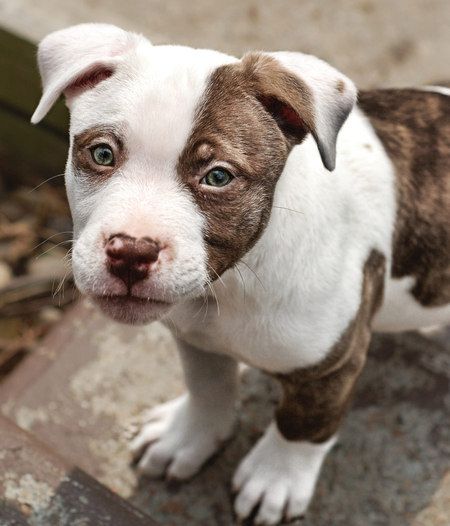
32 24 356 324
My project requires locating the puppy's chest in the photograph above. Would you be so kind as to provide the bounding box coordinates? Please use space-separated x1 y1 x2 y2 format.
171 298 297 371
168 280 355 373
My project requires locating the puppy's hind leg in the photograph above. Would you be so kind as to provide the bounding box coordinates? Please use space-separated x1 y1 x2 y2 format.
131 340 238 480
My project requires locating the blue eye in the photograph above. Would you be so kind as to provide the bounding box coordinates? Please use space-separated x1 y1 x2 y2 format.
201 168 233 187
91 144 114 166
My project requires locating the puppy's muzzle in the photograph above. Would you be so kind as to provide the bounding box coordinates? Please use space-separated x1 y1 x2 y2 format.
105 234 161 289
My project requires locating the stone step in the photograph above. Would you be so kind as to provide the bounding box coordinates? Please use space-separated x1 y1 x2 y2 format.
0 298 449 525
0 414 155 525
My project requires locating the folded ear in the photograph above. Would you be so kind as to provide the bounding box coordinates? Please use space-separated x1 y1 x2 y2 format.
31 23 143 124
241 51 357 171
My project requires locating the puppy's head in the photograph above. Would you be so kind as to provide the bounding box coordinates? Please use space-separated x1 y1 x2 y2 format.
32 24 356 324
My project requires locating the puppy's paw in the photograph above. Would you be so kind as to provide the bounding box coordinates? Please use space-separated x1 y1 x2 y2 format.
130 394 235 480
232 423 336 525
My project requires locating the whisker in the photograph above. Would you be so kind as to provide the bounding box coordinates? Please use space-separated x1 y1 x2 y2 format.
206 263 226 289
202 290 210 322
208 281 220 317
204 274 221 317
273 205 304 215
31 231 74 252
239 259 266 291
52 267 72 299
34 239 74 260
204 264 224 317
165 315 179 339
192 290 208 319
234 263 246 305
28 173 65 193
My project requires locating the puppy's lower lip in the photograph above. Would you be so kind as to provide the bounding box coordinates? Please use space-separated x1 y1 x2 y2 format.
91 293 173 325
94 295 172 307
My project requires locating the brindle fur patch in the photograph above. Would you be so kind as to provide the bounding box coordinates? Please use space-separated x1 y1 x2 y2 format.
73 125 127 181
359 89 450 307
274 250 386 443
176 54 315 279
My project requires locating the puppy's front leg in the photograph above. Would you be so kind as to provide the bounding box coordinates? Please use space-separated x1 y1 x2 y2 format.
234 251 385 524
132 340 238 479
233 354 368 525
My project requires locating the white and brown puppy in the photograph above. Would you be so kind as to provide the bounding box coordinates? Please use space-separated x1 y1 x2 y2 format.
32 23 450 525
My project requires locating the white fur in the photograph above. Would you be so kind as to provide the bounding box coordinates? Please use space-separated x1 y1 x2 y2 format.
131 342 238 479
131 393 234 479
31 24 138 124
32 24 449 524
170 107 397 371
374 276 450 331
233 424 336 524
419 85 450 96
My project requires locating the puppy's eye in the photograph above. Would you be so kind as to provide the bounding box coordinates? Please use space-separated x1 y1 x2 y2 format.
201 168 233 187
90 144 114 166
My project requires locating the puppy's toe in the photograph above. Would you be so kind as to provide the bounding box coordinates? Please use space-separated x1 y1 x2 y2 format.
129 421 166 459
137 441 173 477
285 494 309 522
166 448 204 480
254 483 288 525
234 479 264 521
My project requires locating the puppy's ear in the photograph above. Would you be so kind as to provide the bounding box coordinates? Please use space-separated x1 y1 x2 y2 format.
241 52 357 171
31 23 144 124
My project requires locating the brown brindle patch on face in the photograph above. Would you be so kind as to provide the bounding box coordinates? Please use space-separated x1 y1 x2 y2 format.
274 250 386 443
359 89 450 307
72 125 127 181
177 54 315 278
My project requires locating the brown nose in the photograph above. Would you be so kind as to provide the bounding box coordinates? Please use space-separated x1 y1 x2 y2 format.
105 234 161 288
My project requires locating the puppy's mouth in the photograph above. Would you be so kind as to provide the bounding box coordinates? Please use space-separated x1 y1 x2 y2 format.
92 294 173 324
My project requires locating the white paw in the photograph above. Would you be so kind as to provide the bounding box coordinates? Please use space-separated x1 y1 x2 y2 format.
130 394 235 480
233 423 336 525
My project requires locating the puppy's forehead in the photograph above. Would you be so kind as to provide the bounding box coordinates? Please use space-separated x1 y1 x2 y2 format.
70 45 237 161
134 46 238 159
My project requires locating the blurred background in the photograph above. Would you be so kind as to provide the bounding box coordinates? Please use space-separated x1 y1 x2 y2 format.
0 1 449 525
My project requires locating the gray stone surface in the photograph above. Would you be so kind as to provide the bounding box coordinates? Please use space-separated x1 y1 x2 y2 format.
1 301 449 525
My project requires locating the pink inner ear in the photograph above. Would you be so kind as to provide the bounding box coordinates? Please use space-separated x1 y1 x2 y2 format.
279 103 303 128
64 66 114 98
258 95 306 141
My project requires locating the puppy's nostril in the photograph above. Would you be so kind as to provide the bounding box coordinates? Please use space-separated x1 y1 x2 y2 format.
135 237 161 264
105 234 161 288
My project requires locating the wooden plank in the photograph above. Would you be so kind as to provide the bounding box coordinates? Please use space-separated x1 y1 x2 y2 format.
0 27 68 184
0 105 67 185
0 26 67 133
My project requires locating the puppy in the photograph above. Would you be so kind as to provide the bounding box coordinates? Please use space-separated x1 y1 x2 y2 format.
32 23 450 525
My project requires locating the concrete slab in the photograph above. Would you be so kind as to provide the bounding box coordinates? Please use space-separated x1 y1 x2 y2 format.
1 300 449 525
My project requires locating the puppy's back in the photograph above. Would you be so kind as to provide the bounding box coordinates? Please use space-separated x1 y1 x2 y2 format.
359 88 450 308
